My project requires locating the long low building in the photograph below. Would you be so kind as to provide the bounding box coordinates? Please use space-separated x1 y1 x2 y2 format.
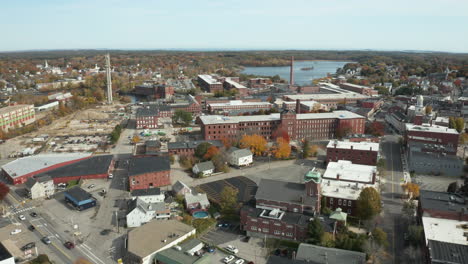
207 100 272 114
199 110 365 141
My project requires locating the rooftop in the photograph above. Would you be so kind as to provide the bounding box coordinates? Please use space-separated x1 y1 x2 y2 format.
127 220 195 258
0 241 13 261
185 193 209 207
406 123 459 135
419 190 467 216
242 205 310 227
168 140 223 150
198 74 221 85
136 105 161 117
296 243 366 264
284 93 368 101
208 100 271 107
131 188 162 197
422 216 468 245
1 153 92 179
156 239 209 264
224 78 247 89
34 155 113 179
255 179 317 206
128 156 170 176
427 240 468 264
0 104 33 115
323 160 376 183
194 161 214 172
327 140 379 152
65 187 92 202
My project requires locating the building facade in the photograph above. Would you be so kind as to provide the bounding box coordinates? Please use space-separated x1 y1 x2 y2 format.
339 83 378 96
0 104 35 132
326 140 380 166
128 156 171 191
207 100 272 114
136 105 160 129
197 75 223 93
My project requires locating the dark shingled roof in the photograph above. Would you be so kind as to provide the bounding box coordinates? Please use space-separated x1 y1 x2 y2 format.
35 155 113 179
242 205 310 227
131 188 161 197
168 140 223 150
128 156 170 176
296 243 366 264
427 240 468 264
65 187 92 202
136 105 162 117
0 242 13 261
419 190 467 215
255 179 317 206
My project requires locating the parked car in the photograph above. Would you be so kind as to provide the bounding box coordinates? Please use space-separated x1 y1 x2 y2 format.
108 173 113 179
225 245 239 254
205 246 215 253
21 242 36 251
235 259 245 264
30 212 38 217
87 184 95 189
18 215 26 221
64 241 75 249
10 229 22 235
41 237 51 245
28 225 35 231
223 255 235 263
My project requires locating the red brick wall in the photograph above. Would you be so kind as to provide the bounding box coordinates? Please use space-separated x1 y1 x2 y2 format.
324 196 356 216
406 130 459 155
136 116 158 129
129 170 170 191
326 147 378 166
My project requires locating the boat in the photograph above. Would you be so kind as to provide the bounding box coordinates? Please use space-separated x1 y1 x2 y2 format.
300 66 314 71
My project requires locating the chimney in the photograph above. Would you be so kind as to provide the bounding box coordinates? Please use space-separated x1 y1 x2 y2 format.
336 173 340 180
350 145 353 150
296 99 301 114
370 147 372 151
372 172 376 184
290 56 295 88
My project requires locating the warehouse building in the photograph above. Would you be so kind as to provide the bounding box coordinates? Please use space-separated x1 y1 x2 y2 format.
64 187 97 211
128 156 171 191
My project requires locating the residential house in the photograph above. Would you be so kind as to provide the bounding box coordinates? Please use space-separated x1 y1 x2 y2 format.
126 198 170 228
228 147 253 167
24 175 54 199
172 181 192 196
125 220 196 264
184 193 210 212
192 161 215 177
131 188 165 204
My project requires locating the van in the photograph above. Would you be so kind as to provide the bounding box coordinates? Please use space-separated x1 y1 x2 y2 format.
108 173 113 179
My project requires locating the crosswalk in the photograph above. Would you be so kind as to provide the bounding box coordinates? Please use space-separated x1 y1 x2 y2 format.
77 243 107 264
11 206 35 215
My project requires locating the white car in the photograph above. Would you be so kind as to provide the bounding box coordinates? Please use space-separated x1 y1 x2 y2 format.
223 255 235 263
225 245 239 254
18 215 26 221
235 259 245 264
10 229 22 235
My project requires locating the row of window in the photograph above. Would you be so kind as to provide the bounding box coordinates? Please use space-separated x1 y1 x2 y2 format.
330 197 352 207
250 226 294 237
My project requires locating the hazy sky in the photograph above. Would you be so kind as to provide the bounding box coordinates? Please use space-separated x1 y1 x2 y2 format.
1 0 467 52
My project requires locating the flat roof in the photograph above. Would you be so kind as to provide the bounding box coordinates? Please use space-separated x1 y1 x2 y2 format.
341 82 373 89
1 153 92 178
419 190 467 215
65 187 92 202
127 220 195 258
427 240 468 264
284 93 368 101
296 243 366 264
156 239 209 264
225 79 246 89
321 178 378 200
327 140 379 152
35 155 112 179
198 74 221 85
324 160 376 183
297 111 364 120
406 123 458 135
0 104 33 115
208 100 271 107
422 216 468 245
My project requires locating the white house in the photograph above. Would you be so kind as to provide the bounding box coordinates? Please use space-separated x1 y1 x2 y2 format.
184 193 210 211
172 180 192 196
228 147 253 167
126 198 170 228
192 161 215 177
130 188 165 204
24 175 54 199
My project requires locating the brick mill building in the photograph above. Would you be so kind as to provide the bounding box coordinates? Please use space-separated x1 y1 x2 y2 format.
198 110 365 141
0 104 36 132
405 124 459 156
321 160 378 216
339 83 378 96
134 84 174 99
136 105 162 129
207 100 273 115
240 172 322 241
326 140 380 166
128 156 171 191
197 75 223 93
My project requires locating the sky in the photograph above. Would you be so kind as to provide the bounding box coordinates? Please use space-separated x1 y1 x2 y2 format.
1 0 467 52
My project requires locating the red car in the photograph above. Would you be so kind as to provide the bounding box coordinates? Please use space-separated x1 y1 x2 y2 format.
64 241 75 249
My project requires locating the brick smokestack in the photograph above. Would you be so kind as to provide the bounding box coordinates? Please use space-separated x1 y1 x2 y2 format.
296 99 301 114
290 56 294 88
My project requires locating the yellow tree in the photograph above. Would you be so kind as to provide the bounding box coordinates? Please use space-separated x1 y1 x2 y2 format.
273 137 291 159
402 183 420 199
132 135 140 144
240 134 267 156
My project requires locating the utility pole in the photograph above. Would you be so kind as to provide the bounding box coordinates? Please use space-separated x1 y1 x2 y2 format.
105 54 113 104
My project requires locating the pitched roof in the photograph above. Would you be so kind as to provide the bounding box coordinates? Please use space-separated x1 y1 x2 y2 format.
35 155 113 179
131 188 161 197
427 240 468 264
296 243 366 264
173 180 191 194
228 147 253 158
185 193 209 207
128 156 170 176
25 178 37 189
128 198 166 214
255 179 316 206
194 161 214 172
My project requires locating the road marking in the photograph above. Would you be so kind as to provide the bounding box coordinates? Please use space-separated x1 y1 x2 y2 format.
79 244 106 264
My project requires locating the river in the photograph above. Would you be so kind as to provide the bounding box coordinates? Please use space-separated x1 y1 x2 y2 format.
241 60 351 86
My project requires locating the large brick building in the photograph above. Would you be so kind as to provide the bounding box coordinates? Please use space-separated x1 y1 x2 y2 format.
128 156 171 191
321 160 378 216
223 78 248 96
207 100 272 115
405 124 459 156
339 83 378 96
168 140 223 156
170 95 202 116
326 140 380 166
199 110 365 141
134 84 174 99
197 75 223 93
136 105 161 129
240 173 321 241
283 93 368 109
0 104 36 132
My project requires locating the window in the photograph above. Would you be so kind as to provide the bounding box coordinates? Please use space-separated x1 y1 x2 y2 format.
286 232 293 237
263 228 269 233
274 223 281 226
251 226 257 231
274 230 281 235
330 198 334 205
293 208 299 213
338 199 342 205
348 200 351 206
251 219 257 222
263 221 269 224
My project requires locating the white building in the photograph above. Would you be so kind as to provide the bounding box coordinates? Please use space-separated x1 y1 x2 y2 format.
126 220 196 264
192 161 215 177
172 180 192 196
130 188 165 204
228 147 253 167
184 193 210 211
126 198 170 228
422 216 468 246
24 175 54 199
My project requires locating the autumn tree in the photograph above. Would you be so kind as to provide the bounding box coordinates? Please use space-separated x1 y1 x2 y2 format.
203 146 219 160
132 135 140 144
366 121 384 136
402 183 420 199
219 186 239 217
356 187 381 221
302 139 311 158
195 142 212 159
272 125 290 143
0 182 10 201
455 117 465 133
273 137 291 159
425 105 432 115
239 134 267 156
372 227 389 248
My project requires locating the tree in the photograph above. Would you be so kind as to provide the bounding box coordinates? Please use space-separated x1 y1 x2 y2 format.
407 225 424 247
372 228 389 248
132 135 140 144
273 137 291 159
356 187 381 221
374 86 390 96
455 117 465 133
239 134 267 156
302 139 311 158
219 186 239 217
172 110 192 126
447 182 458 193
195 142 212 159
212 153 229 173
402 183 420 199
402 200 416 221
0 182 10 201
272 125 290 143
366 121 384 136
449 117 456 129
307 217 324 244
320 232 335 247
203 146 219 160
425 105 432 115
